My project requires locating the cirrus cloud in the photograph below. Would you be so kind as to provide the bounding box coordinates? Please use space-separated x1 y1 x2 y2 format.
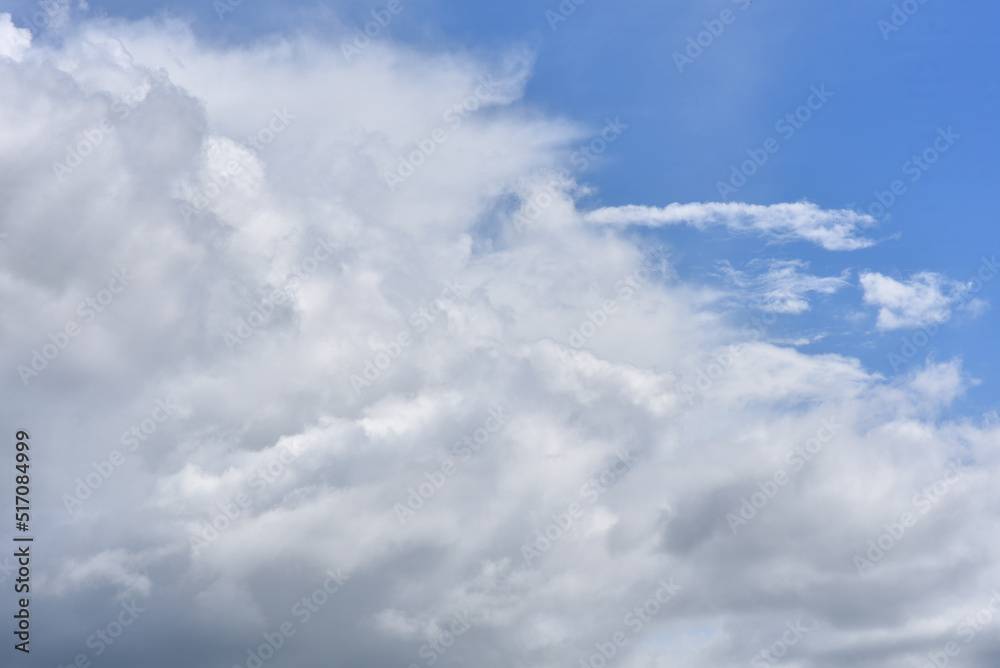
584 201 879 251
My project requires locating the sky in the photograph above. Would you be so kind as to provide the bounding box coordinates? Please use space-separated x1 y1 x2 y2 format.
1 1 999 667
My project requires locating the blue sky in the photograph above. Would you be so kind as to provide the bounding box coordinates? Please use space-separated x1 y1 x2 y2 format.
15 0 991 412
429 0 999 414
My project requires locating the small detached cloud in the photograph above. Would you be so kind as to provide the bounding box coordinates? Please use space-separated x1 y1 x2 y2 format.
584 201 878 251
860 270 981 331
718 259 851 313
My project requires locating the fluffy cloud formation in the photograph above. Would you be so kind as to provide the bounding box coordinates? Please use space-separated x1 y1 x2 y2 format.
1 15 998 668
0 13 32 61
718 259 850 313
860 270 979 330
584 201 879 251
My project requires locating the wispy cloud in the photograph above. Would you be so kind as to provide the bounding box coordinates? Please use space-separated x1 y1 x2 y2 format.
584 200 878 250
719 259 851 313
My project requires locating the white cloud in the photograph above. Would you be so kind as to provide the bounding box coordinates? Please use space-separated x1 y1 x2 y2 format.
43 549 153 600
584 201 878 250
0 14 31 62
718 259 850 313
860 270 977 330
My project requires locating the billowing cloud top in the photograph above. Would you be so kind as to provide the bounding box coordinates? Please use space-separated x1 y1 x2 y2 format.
1 14 998 668
0 12 31 61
